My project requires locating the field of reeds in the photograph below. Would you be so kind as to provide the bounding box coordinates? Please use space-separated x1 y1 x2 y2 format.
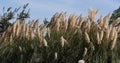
0 9 120 63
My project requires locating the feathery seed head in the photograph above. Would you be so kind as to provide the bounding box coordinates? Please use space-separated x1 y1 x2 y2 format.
78 60 85 63
85 32 90 43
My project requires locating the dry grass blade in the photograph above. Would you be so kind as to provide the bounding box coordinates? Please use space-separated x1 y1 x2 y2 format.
54 52 58 60
111 31 117 50
43 38 48 47
78 60 85 63
85 32 90 43
83 47 87 57
60 36 68 47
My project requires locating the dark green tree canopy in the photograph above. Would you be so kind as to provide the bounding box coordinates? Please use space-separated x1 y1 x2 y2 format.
110 6 120 23
0 3 30 31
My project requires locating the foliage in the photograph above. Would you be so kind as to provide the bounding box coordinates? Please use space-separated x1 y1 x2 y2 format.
0 3 30 30
110 7 120 24
0 9 120 63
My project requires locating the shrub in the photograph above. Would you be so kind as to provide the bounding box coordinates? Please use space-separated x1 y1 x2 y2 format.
0 9 120 63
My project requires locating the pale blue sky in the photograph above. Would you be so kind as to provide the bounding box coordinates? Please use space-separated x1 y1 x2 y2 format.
0 0 120 23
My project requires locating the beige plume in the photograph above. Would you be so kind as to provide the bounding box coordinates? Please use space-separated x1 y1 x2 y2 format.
78 60 85 63
60 36 68 47
85 32 90 43
54 52 58 60
83 47 87 57
47 27 50 38
99 31 104 41
43 38 48 47
97 31 100 44
111 31 117 50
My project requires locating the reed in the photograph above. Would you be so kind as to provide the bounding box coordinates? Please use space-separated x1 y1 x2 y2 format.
0 9 120 63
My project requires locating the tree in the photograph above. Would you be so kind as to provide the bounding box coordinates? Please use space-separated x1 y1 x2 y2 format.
0 3 30 32
110 7 120 24
17 3 30 20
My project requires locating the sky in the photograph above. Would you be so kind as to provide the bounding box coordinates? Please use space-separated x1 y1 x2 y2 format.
0 0 120 23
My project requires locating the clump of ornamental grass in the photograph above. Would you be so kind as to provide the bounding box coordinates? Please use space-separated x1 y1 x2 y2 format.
0 9 120 63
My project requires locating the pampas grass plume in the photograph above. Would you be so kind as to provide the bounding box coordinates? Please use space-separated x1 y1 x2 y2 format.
78 60 85 63
85 32 90 43
43 38 48 47
54 52 58 60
